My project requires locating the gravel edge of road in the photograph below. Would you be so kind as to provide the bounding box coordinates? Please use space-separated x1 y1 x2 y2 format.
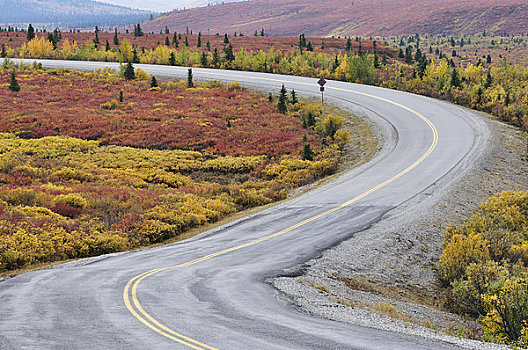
270 98 528 350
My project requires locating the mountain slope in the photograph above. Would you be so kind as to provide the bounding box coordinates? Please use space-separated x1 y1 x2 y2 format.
100 0 242 12
0 0 151 28
142 0 528 36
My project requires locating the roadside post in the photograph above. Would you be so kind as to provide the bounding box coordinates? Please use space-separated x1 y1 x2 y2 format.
317 78 326 113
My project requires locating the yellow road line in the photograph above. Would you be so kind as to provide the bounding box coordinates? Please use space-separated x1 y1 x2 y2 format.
123 74 439 349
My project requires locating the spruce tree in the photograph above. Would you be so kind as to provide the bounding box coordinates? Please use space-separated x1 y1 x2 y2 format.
8 71 20 92
123 62 135 80
223 33 229 44
306 41 313 51
187 68 194 88
165 37 170 46
373 53 380 68
1 44 6 58
27 24 35 41
132 48 140 63
224 44 235 61
172 33 179 47
301 144 314 161
119 90 124 102
290 89 298 104
212 48 220 67
150 75 158 88
93 26 100 44
484 70 493 89
114 28 119 45
169 52 176 66
184 36 189 47
200 51 207 67
197 32 202 47
206 41 211 50
277 85 288 114
345 37 352 51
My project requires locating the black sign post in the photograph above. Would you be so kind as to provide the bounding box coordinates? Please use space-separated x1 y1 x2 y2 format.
317 78 326 111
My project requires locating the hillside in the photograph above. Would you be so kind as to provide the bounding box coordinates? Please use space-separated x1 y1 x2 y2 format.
0 0 152 28
142 0 528 36
100 0 242 12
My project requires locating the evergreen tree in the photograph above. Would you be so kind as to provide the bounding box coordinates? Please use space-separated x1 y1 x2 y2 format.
212 48 220 67
8 71 20 92
184 36 189 47
27 24 35 41
150 75 158 88
306 41 313 51
119 90 124 102
345 37 352 51
417 57 428 79
172 33 179 47
277 84 288 113
224 33 229 43
165 37 170 46
484 70 493 89
132 48 140 63
165 26 170 34
260 28 265 36
358 40 363 55
268 92 273 102
332 55 339 72
373 53 380 68
123 62 135 80
1 44 6 58
187 68 194 88
200 51 207 67
105 39 110 51
290 89 298 104
206 41 211 50
301 144 314 161
134 23 144 37
224 44 235 61
93 26 100 44
254 29 258 36
169 52 176 66
450 68 461 88
197 32 202 47
114 28 119 45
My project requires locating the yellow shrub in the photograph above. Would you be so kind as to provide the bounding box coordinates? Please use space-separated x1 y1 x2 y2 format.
52 193 87 209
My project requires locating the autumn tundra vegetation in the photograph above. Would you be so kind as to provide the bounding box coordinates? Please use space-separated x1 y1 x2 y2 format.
0 62 355 274
1 24 528 346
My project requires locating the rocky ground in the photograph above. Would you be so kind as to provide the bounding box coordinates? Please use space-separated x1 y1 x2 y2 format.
271 102 527 349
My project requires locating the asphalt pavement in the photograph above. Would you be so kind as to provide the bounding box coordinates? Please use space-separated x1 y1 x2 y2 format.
0 59 486 349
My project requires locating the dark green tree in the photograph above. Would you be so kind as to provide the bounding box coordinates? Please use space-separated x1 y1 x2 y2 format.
206 41 211 50
417 56 428 79
345 37 352 51
197 32 202 47
184 36 189 47
260 28 265 36
165 37 170 46
301 143 314 161
132 48 140 63
450 68 461 88
169 52 176 66
373 53 380 68
290 89 298 104
223 33 229 43
123 62 135 80
150 75 158 88
306 41 313 51
187 68 194 88
484 70 493 89
1 44 6 58
114 28 119 45
200 51 207 67
93 26 100 44
277 84 288 113
27 24 35 41
105 39 110 51
134 23 143 37
224 44 235 61
119 90 124 102
212 48 220 67
268 92 273 102
8 71 20 92
172 33 179 47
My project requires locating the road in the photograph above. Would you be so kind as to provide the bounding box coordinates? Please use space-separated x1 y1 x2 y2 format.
0 59 487 349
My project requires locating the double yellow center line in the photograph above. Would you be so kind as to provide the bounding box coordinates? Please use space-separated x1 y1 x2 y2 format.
123 73 439 349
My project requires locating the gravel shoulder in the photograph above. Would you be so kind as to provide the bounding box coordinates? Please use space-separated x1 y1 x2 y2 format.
271 100 528 349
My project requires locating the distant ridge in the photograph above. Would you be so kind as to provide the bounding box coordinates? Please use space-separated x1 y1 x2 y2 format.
142 0 528 36
0 0 152 29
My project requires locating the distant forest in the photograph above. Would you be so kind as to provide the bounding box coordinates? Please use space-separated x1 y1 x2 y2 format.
0 0 153 28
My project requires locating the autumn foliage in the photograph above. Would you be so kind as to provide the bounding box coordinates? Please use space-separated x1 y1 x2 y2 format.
0 64 350 273
439 191 528 345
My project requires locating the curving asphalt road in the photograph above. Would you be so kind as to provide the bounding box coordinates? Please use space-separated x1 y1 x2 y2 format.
0 59 488 349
